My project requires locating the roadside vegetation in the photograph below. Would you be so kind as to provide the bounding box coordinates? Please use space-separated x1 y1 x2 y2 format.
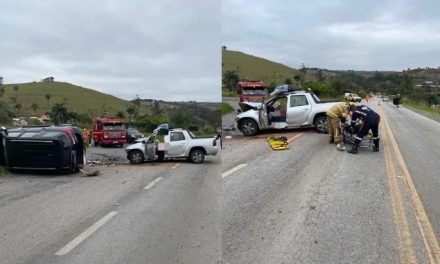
221 102 234 115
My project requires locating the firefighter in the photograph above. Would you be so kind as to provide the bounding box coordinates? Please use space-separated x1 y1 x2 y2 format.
326 102 356 150
348 105 380 154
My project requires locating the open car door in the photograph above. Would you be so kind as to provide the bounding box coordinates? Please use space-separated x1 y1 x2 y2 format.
144 136 157 160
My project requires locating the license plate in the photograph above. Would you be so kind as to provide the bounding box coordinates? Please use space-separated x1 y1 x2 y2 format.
113 141 118 144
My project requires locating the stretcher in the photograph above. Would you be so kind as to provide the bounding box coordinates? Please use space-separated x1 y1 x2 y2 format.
268 136 290 150
340 123 373 148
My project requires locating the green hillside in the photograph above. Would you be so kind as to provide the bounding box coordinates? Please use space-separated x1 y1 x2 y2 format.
2 81 133 117
222 49 316 86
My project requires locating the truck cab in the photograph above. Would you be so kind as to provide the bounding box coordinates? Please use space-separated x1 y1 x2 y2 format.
92 117 127 147
236 81 268 103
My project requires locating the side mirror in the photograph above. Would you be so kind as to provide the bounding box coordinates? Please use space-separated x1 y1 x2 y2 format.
237 109 242 113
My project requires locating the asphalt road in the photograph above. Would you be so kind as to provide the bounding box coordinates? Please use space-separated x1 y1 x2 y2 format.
221 99 440 264
0 154 221 264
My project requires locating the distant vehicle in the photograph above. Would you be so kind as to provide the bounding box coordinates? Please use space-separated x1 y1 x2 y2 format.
127 127 144 144
92 117 127 147
236 89 341 136
125 127 218 164
383 96 389 102
236 81 268 103
344 93 362 102
0 126 86 174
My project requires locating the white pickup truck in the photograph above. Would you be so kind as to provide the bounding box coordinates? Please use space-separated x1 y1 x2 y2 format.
235 90 341 136
125 128 218 164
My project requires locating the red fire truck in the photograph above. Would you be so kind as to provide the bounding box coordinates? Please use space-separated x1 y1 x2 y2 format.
92 117 127 147
236 81 268 103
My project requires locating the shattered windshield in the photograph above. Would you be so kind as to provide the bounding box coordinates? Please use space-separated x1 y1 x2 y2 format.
242 88 267 96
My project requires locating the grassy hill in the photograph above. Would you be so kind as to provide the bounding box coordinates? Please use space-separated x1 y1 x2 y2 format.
2 81 134 117
222 49 317 87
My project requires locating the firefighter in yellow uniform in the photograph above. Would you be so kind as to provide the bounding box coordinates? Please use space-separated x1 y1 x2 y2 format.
326 102 356 150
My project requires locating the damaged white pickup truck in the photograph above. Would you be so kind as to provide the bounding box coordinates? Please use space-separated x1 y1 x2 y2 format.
126 127 218 164
235 89 341 136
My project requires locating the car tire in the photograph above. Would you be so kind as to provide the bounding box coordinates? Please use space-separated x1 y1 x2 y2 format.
157 151 165 161
314 115 328 133
129 150 144 164
189 149 205 164
239 119 258 136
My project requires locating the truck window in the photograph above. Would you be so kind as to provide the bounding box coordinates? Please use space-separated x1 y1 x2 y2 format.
103 124 126 131
290 95 308 107
170 132 185 142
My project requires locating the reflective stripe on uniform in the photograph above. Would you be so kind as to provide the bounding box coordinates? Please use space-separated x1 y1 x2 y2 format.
355 136 363 140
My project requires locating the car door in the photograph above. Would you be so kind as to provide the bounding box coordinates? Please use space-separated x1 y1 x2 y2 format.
144 136 157 160
168 131 188 157
286 94 311 126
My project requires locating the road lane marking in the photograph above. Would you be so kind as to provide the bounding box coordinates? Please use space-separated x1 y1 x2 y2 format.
382 122 417 264
222 164 248 179
144 177 163 190
379 105 440 263
55 211 118 256
287 133 304 143
171 163 180 170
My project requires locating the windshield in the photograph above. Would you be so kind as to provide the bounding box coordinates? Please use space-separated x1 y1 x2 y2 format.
242 88 267 96
103 124 126 131
128 128 139 133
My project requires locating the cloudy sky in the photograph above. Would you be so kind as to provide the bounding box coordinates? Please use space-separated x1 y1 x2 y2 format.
0 0 221 102
223 0 440 71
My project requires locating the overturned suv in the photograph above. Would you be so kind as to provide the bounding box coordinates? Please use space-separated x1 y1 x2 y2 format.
0 126 86 174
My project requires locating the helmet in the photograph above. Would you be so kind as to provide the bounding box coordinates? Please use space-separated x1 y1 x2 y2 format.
347 102 356 112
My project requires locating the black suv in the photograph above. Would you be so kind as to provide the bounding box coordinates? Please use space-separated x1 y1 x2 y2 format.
0 126 86 174
127 127 144 144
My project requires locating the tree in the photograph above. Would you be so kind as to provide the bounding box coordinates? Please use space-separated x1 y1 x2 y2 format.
300 63 307 86
45 94 51 109
316 69 326 82
116 111 125 118
30 103 39 116
14 103 22 115
50 103 69 124
126 105 138 125
294 74 301 87
152 100 162 117
284 78 292 85
223 70 240 91
13 85 19 100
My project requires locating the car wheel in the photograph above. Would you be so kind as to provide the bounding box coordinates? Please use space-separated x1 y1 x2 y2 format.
189 149 205 164
129 150 144 164
239 119 258 136
157 151 165 161
314 115 328 133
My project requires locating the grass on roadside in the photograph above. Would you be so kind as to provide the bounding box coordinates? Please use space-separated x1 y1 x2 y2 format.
221 102 234 116
222 90 237 97
402 99 440 116
0 166 6 176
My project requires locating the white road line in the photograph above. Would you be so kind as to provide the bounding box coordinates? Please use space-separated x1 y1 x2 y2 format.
287 133 304 143
222 164 248 179
55 211 118 256
144 177 163 190
171 163 180 169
